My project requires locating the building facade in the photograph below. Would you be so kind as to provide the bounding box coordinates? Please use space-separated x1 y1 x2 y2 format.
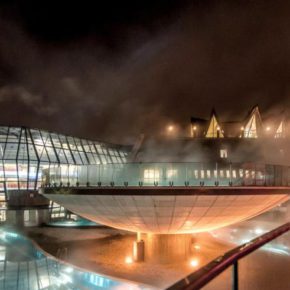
0 126 130 198
0 126 130 226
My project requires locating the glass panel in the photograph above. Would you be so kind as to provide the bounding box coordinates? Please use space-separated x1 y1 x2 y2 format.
4 143 18 160
63 149 74 163
4 163 18 189
43 163 290 187
35 145 49 162
50 133 61 147
55 148 67 163
202 267 231 290
87 153 96 164
18 162 28 189
6 127 21 142
28 144 38 161
71 150 82 164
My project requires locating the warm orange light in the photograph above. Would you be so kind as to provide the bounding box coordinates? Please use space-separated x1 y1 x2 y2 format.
51 193 289 234
193 126 197 131
194 244 201 250
190 258 199 267
125 256 133 264
167 125 174 132
241 126 244 131
266 127 271 131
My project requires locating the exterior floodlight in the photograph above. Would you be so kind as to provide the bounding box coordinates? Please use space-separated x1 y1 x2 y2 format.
190 258 199 267
125 256 133 264
167 125 174 132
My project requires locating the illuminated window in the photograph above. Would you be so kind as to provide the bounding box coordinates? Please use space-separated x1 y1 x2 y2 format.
220 149 228 158
167 169 177 178
200 170 205 179
213 170 218 178
256 171 264 179
0 210 6 222
205 113 224 138
244 107 262 138
24 210 30 222
206 170 211 178
232 170 237 179
239 169 244 178
244 114 257 138
226 170 230 178
144 169 160 180
251 171 255 179
219 170 224 178
194 170 199 179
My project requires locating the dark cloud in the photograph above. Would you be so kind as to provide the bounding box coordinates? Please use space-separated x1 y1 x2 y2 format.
0 0 289 144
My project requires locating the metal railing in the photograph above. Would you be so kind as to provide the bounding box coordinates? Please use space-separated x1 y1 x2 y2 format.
166 222 290 290
41 162 290 188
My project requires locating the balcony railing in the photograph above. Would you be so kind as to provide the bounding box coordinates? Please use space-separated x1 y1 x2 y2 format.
166 222 290 290
41 162 290 188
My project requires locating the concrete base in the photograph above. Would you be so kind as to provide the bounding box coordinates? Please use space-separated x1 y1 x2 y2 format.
5 209 49 227
7 190 50 208
137 233 193 264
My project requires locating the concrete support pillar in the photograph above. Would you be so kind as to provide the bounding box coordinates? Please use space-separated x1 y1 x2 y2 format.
138 233 193 264
15 210 24 227
133 240 145 262
37 209 49 225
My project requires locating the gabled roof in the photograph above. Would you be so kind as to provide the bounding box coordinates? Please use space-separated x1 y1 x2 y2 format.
243 105 263 138
190 105 289 139
205 109 224 138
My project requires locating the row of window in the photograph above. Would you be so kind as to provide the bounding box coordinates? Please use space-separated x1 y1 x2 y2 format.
143 169 264 180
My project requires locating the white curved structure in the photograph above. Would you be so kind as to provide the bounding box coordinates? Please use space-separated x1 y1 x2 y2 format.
44 191 289 234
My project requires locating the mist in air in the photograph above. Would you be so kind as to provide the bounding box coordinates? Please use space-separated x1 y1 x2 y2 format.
0 1 290 144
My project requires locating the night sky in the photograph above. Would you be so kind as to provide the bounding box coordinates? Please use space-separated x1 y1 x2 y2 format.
0 0 290 144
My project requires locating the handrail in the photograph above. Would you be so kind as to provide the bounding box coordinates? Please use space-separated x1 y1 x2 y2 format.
41 162 290 188
166 222 290 290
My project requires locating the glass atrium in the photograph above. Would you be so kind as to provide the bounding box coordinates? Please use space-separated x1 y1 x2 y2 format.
0 126 129 196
